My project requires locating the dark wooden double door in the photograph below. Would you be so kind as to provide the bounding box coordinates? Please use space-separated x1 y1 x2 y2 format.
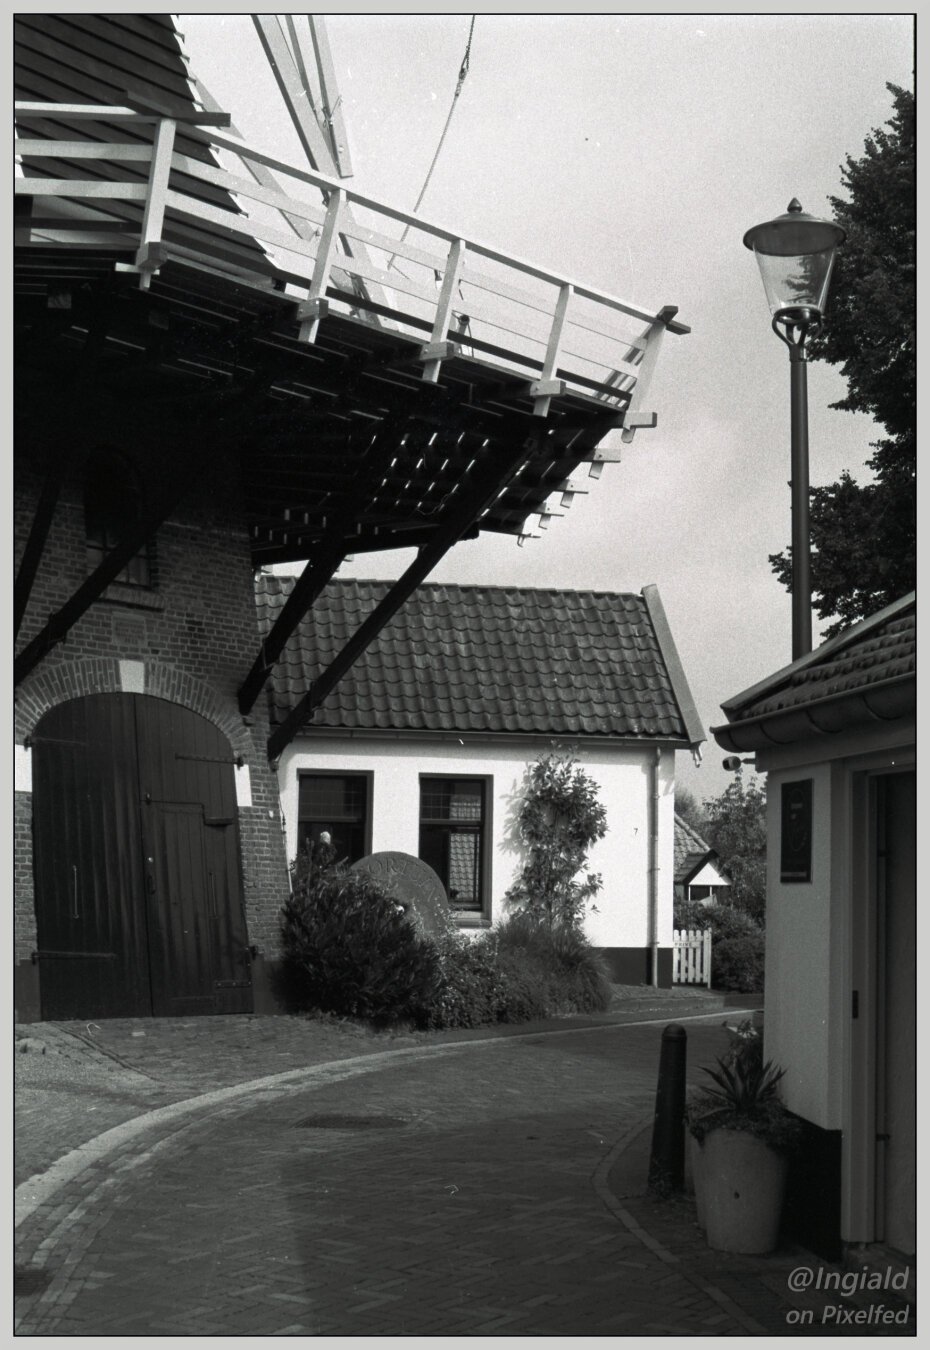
32 694 253 1019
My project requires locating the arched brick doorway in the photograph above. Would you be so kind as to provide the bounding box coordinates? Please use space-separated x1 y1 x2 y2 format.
32 694 253 1019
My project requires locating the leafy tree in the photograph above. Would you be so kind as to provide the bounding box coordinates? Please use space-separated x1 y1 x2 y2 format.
770 83 915 636
675 786 707 835
505 752 607 929
701 770 767 925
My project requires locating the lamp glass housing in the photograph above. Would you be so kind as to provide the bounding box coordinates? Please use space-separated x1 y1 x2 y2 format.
750 245 838 317
743 201 845 317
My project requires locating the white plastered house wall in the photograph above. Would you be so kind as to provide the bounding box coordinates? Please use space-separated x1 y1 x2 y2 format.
276 732 678 973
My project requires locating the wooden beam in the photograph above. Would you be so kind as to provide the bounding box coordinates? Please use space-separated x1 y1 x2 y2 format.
308 17 354 177
238 543 346 715
121 94 231 127
134 115 177 289
252 16 342 175
251 16 389 312
267 426 544 760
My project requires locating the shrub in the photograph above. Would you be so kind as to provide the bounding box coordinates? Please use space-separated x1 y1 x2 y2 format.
495 912 613 1015
706 904 765 993
713 933 765 993
419 914 614 1028
280 864 441 1024
423 932 506 1029
672 902 765 993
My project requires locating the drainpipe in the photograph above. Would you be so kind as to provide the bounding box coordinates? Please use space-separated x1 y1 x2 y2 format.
650 747 661 988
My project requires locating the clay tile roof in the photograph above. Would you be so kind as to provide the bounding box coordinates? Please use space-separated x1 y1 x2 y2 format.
712 593 915 753
256 575 703 743
673 813 725 885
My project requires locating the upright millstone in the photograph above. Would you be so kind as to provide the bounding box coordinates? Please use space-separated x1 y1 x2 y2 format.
351 852 451 939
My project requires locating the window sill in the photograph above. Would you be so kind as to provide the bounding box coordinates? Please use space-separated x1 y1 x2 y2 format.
96 583 165 612
454 914 492 929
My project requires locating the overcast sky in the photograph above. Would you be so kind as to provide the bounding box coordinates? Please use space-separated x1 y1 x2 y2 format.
179 11 914 802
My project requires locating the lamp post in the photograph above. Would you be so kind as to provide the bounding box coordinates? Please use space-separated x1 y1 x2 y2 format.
743 199 845 660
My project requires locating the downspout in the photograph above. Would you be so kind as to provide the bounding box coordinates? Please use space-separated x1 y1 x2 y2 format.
650 746 661 987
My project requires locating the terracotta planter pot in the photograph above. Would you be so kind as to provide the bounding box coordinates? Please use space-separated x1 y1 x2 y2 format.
701 1127 788 1254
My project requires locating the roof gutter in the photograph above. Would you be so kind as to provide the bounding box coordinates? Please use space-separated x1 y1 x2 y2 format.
711 675 915 753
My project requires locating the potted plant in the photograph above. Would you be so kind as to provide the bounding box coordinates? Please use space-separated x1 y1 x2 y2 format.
687 1026 802 1255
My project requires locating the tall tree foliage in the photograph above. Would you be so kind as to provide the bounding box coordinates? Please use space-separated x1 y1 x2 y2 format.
770 83 915 635
701 770 767 926
675 786 707 836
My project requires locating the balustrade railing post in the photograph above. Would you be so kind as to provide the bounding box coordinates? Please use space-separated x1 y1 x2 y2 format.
530 281 573 416
294 186 346 342
419 238 466 382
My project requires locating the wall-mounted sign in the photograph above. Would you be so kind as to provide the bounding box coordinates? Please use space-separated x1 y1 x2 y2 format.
780 779 813 883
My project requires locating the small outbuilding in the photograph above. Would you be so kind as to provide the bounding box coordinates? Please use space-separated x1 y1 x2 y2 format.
673 814 730 907
260 574 705 986
712 593 915 1263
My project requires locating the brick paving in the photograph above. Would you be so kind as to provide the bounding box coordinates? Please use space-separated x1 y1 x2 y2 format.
14 1000 915 1336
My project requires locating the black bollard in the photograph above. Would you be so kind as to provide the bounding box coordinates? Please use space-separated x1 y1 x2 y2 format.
647 1023 687 1196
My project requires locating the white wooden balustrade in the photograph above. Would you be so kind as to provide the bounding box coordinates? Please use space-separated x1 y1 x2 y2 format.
15 101 688 425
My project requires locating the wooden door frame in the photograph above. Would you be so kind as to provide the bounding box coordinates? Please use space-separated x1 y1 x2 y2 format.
844 753 916 1243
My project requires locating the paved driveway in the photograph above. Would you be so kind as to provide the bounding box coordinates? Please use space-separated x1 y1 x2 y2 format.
17 1018 739 1336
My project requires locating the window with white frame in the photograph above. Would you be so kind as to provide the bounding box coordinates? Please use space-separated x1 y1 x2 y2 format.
418 777 488 916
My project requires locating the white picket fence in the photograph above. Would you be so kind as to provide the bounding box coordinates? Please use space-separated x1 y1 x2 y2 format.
673 928 712 987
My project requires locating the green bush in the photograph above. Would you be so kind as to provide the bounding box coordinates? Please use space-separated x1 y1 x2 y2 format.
713 933 765 993
280 864 441 1024
424 932 506 1029
420 915 613 1028
495 913 613 1015
706 904 765 992
672 901 765 993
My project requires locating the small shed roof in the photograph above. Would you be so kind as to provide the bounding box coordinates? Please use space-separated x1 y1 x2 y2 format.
712 593 915 753
673 812 726 886
257 575 705 746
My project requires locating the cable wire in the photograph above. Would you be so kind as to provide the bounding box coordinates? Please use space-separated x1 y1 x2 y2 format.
388 16 476 272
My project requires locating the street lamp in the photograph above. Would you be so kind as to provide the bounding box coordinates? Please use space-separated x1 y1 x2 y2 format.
743 198 846 659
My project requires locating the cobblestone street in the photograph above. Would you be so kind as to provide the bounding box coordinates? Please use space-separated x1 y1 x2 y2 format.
14 1006 915 1336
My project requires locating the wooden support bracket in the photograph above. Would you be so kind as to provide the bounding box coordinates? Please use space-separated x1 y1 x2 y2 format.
238 542 346 715
418 341 461 365
528 378 566 400
620 304 681 442
295 297 330 325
